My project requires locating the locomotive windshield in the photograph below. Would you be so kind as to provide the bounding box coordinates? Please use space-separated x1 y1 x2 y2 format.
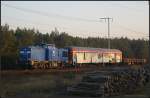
19 48 31 61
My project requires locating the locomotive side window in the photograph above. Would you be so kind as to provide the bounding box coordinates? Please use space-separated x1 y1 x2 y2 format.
62 51 68 57
52 50 55 56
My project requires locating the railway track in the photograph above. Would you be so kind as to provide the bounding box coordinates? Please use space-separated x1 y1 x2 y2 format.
1 64 148 75
0 66 103 75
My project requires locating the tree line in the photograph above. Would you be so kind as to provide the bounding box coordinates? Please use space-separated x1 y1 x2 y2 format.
0 24 149 69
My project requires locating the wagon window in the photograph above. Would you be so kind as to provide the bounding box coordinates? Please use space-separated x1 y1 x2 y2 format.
84 53 86 60
98 54 102 59
62 51 68 57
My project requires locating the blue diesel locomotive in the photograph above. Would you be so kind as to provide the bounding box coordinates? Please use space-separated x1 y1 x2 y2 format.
19 44 68 69
19 44 122 69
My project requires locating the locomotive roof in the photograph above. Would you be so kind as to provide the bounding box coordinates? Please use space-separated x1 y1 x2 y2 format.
66 46 122 53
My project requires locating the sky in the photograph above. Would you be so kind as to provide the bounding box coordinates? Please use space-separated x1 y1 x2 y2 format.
1 1 149 40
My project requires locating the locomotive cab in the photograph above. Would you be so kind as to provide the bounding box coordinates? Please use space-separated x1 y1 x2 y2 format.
58 48 69 66
19 47 31 64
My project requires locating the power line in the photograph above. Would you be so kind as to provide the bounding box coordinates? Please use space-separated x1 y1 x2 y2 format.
1 15 98 35
111 2 148 13
1 15 68 30
2 3 148 40
2 15 148 40
113 24 148 36
2 3 99 23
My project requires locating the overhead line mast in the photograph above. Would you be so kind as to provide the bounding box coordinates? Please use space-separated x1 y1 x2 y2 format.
100 17 113 49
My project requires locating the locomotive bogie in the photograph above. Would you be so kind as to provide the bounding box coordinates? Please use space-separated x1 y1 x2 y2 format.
30 60 60 69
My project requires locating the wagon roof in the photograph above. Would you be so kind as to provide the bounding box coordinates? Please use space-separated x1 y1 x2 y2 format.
67 46 122 53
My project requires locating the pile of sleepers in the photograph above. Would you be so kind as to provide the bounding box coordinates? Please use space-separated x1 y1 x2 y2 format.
67 66 150 97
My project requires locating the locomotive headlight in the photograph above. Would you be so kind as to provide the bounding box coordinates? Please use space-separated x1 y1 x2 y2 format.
20 51 24 53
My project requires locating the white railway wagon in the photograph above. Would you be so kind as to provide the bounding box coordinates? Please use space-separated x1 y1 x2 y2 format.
68 47 122 65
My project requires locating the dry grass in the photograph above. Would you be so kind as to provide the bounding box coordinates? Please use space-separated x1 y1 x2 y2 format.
0 70 150 98
0 71 82 98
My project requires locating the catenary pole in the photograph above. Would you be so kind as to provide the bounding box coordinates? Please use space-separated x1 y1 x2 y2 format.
100 17 113 49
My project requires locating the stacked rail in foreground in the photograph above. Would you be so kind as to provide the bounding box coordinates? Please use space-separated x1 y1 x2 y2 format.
67 66 150 96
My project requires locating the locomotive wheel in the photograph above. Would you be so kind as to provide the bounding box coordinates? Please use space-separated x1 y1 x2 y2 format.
32 63 38 69
43 63 46 69
45 63 49 69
